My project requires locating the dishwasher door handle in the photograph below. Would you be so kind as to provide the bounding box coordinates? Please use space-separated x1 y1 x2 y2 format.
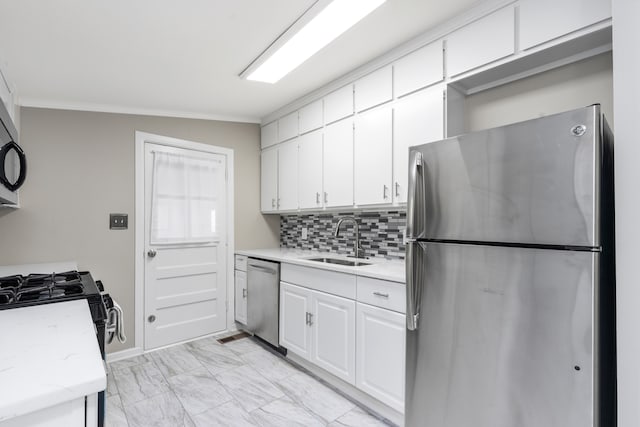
248 264 277 275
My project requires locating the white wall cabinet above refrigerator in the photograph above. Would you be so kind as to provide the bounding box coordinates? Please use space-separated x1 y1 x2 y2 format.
394 41 444 97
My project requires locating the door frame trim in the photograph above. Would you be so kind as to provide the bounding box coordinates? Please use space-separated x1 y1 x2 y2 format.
134 131 235 351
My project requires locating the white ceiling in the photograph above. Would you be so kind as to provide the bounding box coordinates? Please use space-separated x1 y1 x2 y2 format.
0 0 480 122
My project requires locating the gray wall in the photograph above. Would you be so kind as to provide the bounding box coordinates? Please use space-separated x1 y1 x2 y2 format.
0 107 279 352
464 52 613 132
612 1 640 425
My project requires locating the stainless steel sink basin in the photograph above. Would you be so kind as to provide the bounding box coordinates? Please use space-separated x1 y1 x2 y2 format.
307 257 371 267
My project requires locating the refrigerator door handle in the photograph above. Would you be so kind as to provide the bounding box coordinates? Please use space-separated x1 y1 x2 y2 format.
406 150 425 240
406 241 424 331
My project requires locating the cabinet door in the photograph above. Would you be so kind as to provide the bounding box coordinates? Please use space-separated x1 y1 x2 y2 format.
261 121 278 149
354 66 393 112
520 0 611 50
311 291 356 385
278 139 298 211
280 282 313 359
235 270 247 324
323 119 354 208
354 107 393 206
446 6 515 77
260 146 278 212
394 41 444 97
278 112 299 142
356 303 405 413
298 130 323 210
324 85 354 124
393 86 444 203
299 100 323 134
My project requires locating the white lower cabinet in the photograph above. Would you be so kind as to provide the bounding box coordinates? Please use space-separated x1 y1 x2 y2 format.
356 303 406 413
280 281 356 384
234 270 247 325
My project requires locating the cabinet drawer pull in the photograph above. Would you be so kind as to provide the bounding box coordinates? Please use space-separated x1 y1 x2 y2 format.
305 312 314 326
373 291 389 298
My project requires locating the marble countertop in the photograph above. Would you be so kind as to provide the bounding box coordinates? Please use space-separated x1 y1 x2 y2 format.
0 299 106 422
235 248 405 283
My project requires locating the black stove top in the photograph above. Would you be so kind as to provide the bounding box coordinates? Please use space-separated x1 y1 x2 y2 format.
0 270 104 313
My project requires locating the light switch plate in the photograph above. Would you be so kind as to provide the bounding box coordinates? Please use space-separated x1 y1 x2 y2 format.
110 213 128 230
301 227 308 240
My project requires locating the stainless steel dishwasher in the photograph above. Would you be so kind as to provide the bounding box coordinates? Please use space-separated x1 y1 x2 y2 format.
246 258 280 348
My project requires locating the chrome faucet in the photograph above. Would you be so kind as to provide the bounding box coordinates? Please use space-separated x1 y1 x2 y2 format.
334 216 366 259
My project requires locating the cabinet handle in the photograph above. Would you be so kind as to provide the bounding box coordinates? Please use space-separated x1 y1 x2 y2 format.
242 288 247 298
383 185 389 199
316 192 320 204
271 198 276 208
324 192 328 204
395 182 400 197
305 312 310 325
373 292 389 298
277 198 281 209
308 312 314 326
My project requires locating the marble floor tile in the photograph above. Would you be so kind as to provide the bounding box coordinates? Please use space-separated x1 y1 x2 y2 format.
224 336 263 355
151 345 204 378
328 406 392 427
240 347 299 382
124 392 194 427
250 396 325 427
113 361 170 406
168 368 233 416
277 372 355 423
187 342 244 375
191 400 257 427
106 369 119 397
105 394 129 427
110 354 154 372
215 364 284 412
186 335 222 349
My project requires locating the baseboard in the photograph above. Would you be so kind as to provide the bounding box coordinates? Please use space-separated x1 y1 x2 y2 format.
106 347 143 363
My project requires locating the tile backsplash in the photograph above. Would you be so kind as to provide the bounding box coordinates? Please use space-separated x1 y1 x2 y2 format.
280 210 407 260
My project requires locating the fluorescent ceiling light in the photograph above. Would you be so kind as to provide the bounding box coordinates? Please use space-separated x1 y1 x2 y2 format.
245 0 386 84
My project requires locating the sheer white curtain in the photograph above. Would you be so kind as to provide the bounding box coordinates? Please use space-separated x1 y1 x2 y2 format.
150 151 222 244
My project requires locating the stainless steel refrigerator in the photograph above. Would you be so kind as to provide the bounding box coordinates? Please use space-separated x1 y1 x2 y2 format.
405 105 616 427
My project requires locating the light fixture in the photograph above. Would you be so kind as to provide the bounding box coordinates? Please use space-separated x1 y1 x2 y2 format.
242 0 386 84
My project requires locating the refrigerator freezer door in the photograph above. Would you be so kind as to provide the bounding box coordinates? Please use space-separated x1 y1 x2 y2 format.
405 242 596 427
411 106 599 247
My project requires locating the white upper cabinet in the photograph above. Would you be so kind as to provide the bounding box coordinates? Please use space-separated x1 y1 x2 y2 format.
298 130 324 210
354 66 393 112
394 41 444 97
299 100 323 134
278 111 299 142
393 86 444 204
323 118 353 208
278 139 299 211
446 6 515 77
324 85 354 125
260 146 278 212
261 121 278 149
519 0 611 50
354 107 393 206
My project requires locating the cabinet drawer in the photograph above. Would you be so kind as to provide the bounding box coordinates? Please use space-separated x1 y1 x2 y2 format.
281 263 356 299
356 276 405 313
235 255 247 272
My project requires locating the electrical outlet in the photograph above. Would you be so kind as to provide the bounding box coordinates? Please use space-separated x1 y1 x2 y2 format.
301 227 308 240
110 213 128 230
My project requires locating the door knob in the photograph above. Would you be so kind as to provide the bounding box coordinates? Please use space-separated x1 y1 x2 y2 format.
147 249 157 258
148 315 156 323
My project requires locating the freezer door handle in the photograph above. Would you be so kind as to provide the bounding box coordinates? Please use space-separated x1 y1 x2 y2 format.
406 150 426 240
406 241 424 331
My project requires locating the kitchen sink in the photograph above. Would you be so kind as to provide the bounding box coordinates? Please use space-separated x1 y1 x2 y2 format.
306 257 371 267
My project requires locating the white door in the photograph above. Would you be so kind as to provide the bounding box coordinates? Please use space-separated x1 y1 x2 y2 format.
323 118 354 208
356 302 406 412
298 130 323 210
354 106 393 206
393 86 444 203
278 139 299 211
261 146 278 212
144 142 228 350
311 291 356 385
234 270 247 325
279 282 312 359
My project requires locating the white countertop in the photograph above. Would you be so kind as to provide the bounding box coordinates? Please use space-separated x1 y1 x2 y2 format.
0 300 106 422
235 248 405 283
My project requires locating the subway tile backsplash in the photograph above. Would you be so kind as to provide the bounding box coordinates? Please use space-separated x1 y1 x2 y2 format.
280 210 407 260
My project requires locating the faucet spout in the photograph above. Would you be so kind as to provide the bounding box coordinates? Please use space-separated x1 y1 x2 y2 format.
334 216 365 259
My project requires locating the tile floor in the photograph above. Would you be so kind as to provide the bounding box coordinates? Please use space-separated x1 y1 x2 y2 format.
105 334 393 427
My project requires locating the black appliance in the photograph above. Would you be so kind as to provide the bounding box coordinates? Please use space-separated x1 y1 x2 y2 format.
0 270 109 427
